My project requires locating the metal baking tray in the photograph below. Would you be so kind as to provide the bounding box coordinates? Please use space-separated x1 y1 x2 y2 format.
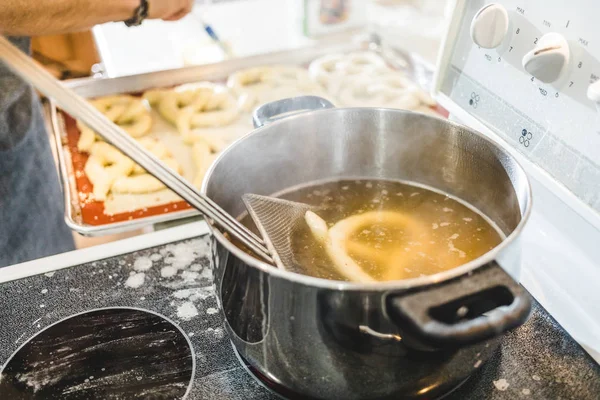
48 33 436 236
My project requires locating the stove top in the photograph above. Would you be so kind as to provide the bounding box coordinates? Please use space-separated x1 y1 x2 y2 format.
0 235 598 399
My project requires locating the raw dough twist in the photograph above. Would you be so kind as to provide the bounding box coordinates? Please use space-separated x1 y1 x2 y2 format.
309 52 391 93
227 65 330 112
144 84 240 143
337 74 422 109
190 134 228 189
84 138 182 200
111 138 183 195
310 51 437 113
77 95 152 152
84 142 135 201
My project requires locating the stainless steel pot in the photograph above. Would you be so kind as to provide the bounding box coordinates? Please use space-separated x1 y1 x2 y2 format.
202 97 532 399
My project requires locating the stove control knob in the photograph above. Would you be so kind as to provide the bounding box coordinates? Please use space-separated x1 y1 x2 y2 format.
522 33 570 83
470 4 509 49
587 79 600 103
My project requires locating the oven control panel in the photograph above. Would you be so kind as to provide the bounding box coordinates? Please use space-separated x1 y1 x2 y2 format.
436 0 600 215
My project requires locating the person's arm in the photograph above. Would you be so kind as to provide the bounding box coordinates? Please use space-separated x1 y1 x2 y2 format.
0 0 194 36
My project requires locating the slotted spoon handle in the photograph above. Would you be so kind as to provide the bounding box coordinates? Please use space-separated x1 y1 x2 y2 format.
0 36 272 263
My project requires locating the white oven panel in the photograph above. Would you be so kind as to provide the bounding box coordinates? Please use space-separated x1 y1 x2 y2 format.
439 0 600 216
435 0 600 363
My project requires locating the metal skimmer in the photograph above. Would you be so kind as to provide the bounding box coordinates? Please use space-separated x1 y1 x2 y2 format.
242 193 315 270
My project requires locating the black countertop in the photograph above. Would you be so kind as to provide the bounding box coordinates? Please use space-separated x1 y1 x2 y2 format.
0 235 598 399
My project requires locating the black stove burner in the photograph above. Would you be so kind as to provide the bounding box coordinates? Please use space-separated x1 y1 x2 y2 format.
0 308 194 399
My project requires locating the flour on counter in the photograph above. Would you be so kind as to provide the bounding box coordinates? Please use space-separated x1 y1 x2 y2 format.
133 257 153 271
161 266 177 278
189 264 202 272
173 289 197 299
44 272 55 278
206 307 218 315
149 253 162 262
181 271 199 282
41 289 48 294
170 287 215 320
199 268 213 280
493 379 509 391
177 302 199 321
173 287 214 301
206 327 225 339
161 239 208 270
125 273 146 288
156 239 211 286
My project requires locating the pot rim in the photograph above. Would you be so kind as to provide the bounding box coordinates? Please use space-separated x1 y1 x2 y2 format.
201 107 533 291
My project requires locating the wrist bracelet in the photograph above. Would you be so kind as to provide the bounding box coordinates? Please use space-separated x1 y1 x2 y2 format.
124 0 149 27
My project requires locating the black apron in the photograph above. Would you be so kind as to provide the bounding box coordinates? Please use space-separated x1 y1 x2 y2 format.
0 36 75 267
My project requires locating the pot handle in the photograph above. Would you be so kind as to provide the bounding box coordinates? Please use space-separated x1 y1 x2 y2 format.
386 262 532 347
253 96 335 128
